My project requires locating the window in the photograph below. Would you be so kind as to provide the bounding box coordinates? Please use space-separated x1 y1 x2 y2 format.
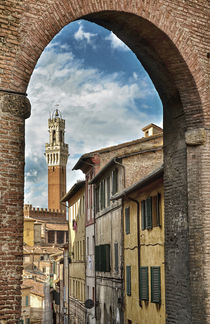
25 295 29 306
26 319 30 324
125 207 130 234
95 244 110 272
112 168 118 195
151 267 161 303
48 231 55 243
126 265 131 296
114 243 118 272
141 194 161 230
87 285 89 299
95 185 100 212
53 261 56 274
57 231 64 244
100 180 105 210
140 267 149 301
107 176 111 207
87 237 89 255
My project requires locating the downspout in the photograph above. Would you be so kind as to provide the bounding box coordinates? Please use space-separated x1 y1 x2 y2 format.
127 196 142 307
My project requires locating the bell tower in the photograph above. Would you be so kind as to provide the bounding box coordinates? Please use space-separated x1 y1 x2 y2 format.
45 109 69 212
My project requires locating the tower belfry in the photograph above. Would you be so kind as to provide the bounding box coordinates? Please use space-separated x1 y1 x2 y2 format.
45 109 69 212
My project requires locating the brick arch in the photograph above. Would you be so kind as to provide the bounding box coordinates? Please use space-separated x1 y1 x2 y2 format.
5 2 207 125
0 1 209 323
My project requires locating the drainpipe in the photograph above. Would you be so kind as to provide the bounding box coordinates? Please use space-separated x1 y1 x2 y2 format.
127 197 142 307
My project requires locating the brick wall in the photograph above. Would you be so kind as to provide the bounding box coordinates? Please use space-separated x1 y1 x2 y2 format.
0 1 209 322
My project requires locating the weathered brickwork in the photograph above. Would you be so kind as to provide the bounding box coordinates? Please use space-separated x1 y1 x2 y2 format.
0 92 30 323
0 1 209 323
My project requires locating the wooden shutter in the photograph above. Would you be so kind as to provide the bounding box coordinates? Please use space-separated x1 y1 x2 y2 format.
114 243 118 272
141 200 145 230
95 186 100 213
157 193 161 226
151 266 161 303
100 180 105 210
95 246 100 271
112 168 118 194
25 295 29 306
146 197 152 229
107 176 110 207
126 265 131 296
140 267 149 301
125 207 130 234
105 244 111 272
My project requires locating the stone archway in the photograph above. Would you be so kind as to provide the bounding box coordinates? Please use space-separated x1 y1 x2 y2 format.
0 1 209 323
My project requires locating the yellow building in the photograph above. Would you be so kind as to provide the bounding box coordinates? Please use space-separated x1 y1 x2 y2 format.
61 180 86 323
24 218 34 247
112 166 165 324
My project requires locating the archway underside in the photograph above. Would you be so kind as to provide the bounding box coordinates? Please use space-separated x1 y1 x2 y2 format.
0 2 209 323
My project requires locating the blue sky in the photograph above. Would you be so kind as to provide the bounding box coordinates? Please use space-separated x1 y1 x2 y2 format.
25 20 163 208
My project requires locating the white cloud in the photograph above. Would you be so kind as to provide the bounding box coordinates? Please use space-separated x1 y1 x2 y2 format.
25 40 161 207
105 32 129 51
74 25 96 44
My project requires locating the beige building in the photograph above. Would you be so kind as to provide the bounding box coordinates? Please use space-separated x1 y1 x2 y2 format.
61 180 86 323
21 279 45 324
112 166 165 324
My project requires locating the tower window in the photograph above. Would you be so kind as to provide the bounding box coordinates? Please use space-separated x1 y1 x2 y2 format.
52 130 56 143
60 131 63 142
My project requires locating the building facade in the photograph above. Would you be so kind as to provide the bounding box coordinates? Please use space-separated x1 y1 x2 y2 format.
62 181 86 324
113 167 165 324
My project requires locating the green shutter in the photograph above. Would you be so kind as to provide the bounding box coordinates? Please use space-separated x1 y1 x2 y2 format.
95 246 100 271
105 244 110 272
146 197 152 229
114 243 118 272
151 267 161 303
126 265 131 296
157 193 161 226
25 295 29 306
140 267 149 301
101 245 106 272
141 200 145 230
125 207 130 234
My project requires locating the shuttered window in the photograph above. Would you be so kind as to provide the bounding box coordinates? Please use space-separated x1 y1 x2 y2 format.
25 295 29 306
125 207 130 234
114 243 118 272
140 267 149 301
126 265 131 296
95 244 110 272
141 200 145 230
95 245 100 271
95 186 100 212
151 266 161 303
146 197 152 229
157 193 161 226
112 168 118 195
100 180 105 210
107 176 110 207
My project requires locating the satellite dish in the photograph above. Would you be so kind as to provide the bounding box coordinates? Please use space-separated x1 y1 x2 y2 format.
84 299 94 309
